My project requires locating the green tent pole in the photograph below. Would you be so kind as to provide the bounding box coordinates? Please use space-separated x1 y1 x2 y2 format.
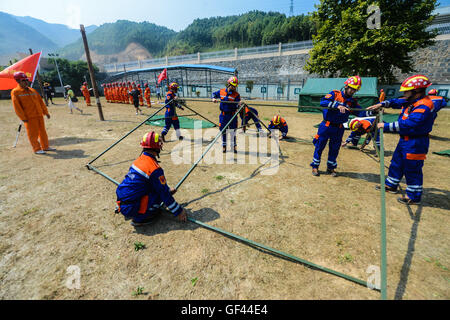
174 103 245 191
378 110 388 299
87 103 168 166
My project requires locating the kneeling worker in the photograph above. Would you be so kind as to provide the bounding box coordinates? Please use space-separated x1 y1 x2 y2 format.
116 131 188 226
268 115 288 140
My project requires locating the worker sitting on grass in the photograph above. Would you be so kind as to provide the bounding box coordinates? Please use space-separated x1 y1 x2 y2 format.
115 131 188 227
268 115 288 140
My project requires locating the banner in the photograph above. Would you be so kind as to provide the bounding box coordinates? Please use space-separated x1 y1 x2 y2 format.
0 52 42 90
157 68 167 84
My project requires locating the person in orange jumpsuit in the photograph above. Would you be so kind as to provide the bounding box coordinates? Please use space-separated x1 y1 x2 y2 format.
144 83 151 108
118 83 124 103
11 72 56 154
128 81 133 104
122 82 129 104
137 84 144 106
81 82 92 106
105 83 110 103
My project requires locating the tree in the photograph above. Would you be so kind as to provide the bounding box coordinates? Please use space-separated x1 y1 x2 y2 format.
305 0 438 83
41 58 106 95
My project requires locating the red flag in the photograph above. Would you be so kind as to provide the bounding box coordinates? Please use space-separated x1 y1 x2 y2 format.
157 68 167 84
0 52 42 90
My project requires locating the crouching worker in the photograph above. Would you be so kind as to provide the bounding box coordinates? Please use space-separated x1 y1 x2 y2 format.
268 115 288 140
342 118 380 150
115 131 188 226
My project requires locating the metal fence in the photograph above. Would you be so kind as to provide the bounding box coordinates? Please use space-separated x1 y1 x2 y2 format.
103 40 313 73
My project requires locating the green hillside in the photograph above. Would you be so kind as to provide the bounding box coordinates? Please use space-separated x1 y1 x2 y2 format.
58 20 177 59
57 11 315 59
164 11 315 55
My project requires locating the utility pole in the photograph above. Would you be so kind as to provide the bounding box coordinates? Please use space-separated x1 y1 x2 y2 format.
80 24 104 121
290 0 294 16
29 49 47 105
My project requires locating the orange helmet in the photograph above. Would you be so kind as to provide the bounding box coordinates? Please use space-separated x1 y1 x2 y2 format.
140 131 163 150
349 119 361 132
169 82 179 90
272 115 281 125
428 88 437 95
227 76 238 87
399 75 431 92
344 76 362 91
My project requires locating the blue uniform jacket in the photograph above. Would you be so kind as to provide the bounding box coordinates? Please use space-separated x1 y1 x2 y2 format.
320 90 369 124
382 96 435 137
116 152 183 217
165 90 179 117
212 88 240 112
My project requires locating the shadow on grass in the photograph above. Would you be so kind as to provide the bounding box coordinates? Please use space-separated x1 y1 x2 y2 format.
133 207 220 236
394 204 423 300
43 149 89 159
50 137 100 146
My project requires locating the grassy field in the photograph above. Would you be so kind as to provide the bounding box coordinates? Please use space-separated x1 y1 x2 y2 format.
0 96 448 300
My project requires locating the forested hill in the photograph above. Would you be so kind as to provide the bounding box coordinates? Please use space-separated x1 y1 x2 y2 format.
58 11 315 60
58 20 177 60
164 11 315 55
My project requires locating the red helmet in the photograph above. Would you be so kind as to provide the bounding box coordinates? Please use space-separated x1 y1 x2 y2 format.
169 82 179 90
428 88 438 95
400 75 432 92
14 72 29 82
227 76 238 87
272 115 281 125
144 83 148 87
137 84 141 88
349 119 362 131
140 131 163 150
83 82 87 85
344 76 362 91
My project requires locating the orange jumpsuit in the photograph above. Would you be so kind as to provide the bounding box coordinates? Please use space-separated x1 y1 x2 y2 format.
138 88 144 106
81 85 91 106
11 85 50 152
122 86 128 103
128 85 133 104
144 87 151 107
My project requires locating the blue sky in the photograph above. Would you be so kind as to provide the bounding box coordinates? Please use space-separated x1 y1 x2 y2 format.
1 0 449 31
0 0 317 31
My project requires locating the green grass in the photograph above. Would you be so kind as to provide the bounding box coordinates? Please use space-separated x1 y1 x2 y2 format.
425 258 449 271
23 207 39 216
191 277 198 287
340 253 354 263
132 286 145 296
215 175 224 181
201 188 209 194
134 242 146 251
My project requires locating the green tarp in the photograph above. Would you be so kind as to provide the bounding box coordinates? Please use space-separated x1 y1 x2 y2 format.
299 77 379 112
146 116 215 129
433 150 450 157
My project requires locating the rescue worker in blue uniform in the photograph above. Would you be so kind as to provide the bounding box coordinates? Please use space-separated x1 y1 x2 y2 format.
161 82 184 142
310 76 371 177
368 75 436 205
342 117 380 150
212 76 241 153
116 131 187 226
268 115 288 140
239 105 263 135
